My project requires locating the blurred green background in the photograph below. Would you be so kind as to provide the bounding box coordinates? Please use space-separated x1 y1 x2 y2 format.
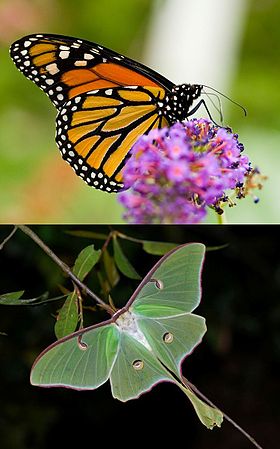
0 0 279 223
0 225 279 448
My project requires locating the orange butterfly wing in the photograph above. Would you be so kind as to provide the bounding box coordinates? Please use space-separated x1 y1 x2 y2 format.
10 34 173 191
56 86 169 191
10 34 172 107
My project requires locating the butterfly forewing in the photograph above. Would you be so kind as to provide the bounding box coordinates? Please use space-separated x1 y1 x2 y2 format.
30 323 119 389
130 243 206 317
10 34 172 109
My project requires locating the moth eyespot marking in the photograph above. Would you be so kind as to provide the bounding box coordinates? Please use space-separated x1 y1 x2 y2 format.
132 360 144 370
77 335 88 350
163 332 174 344
150 278 164 289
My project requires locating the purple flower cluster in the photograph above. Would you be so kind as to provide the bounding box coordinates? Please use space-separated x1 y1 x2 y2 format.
118 119 252 223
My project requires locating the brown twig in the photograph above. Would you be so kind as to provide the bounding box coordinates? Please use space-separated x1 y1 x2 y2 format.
17 225 114 315
182 376 264 449
0 226 17 250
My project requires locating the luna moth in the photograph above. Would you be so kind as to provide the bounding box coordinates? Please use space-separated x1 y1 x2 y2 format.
30 242 223 429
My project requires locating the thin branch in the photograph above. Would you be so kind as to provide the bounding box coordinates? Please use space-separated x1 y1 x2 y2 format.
0 226 17 250
17 225 114 315
182 376 264 449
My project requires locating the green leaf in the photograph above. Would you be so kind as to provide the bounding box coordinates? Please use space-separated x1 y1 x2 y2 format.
103 249 120 288
0 291 67 306
0 291 24 304
113 238 141 280
142 241 178 255
65 230 108 240
206 243 229 252
54 291 79 339
54 245 100 339
73 245 101 281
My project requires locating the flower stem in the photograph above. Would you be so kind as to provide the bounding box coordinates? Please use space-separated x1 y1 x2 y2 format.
217 211 227 224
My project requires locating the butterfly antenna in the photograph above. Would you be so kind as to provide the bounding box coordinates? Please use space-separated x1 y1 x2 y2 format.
202 91 224 124
202 84 247 117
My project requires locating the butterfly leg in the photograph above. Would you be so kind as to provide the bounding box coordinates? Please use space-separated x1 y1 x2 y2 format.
187 99 220 126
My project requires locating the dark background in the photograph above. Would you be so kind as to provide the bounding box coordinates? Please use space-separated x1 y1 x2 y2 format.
0 225 279 449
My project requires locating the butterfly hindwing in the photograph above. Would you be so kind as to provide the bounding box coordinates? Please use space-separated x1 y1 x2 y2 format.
109 331 171 401
56 85 169 191
136 313 206 378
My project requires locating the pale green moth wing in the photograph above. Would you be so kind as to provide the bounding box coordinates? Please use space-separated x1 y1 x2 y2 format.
109 331 172 402
29 242 222 428
121 242 223 429
129 243 205 317
30 321 119 389
136 313 206 378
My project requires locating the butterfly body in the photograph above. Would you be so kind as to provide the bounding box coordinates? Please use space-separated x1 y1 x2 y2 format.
10 34 202 192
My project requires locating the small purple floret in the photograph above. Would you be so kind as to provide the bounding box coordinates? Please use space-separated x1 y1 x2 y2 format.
118 119 254 223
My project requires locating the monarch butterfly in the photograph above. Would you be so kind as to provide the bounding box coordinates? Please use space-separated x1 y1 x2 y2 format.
10 33 208 193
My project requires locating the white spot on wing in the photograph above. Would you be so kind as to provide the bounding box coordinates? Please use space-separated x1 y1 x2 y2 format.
74 60 87 67
84 53 94 60
59 50 70 59
46 63 59 75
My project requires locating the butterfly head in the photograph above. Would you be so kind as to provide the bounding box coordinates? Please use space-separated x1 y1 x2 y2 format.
163 84 203 123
